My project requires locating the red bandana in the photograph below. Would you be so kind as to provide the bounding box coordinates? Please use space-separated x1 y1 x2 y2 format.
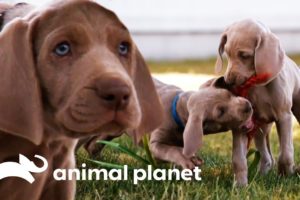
231 73 270 148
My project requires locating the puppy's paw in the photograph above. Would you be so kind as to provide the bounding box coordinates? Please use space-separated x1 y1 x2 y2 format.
278 157 294 176
259 159 274 175
191 156 204 166
235 172 248 187
179 156 203 169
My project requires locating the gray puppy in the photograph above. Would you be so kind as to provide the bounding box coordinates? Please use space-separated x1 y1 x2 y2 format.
149 77 254 169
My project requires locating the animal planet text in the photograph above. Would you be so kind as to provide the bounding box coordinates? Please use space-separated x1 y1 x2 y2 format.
53 164 202 184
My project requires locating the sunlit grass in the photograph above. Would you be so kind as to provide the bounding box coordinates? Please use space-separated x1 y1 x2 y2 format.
148 58 220 74
148 54 300 74
76 122 300 200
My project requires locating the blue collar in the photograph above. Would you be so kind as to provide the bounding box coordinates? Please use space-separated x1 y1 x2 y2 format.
171 93 185 130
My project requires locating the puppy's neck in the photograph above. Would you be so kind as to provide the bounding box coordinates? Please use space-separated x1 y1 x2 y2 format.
176 91 193 125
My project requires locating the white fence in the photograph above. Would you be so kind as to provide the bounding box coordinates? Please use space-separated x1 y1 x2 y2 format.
132 31 300 61
3 0 300 60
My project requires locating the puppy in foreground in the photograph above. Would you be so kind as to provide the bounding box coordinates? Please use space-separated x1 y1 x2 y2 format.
0 0 163 199
216 19 300 185
149 77 254 169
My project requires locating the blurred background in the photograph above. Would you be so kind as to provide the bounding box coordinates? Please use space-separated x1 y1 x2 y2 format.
2 0 300 89
4 0 300 61
90 0 300 61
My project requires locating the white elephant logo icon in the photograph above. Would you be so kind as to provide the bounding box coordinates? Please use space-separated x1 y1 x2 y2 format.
0 154 48 183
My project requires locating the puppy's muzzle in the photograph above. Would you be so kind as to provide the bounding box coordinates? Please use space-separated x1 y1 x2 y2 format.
224 75 236 86
95 76 131 110
243 101 252 114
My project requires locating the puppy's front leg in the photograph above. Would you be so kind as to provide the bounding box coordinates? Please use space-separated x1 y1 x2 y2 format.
276 112 294 175
254 123 274 174
41 152 76 200
232 131 248 186
42 179 76 200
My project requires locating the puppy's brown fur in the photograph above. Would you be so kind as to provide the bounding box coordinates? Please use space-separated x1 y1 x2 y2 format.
0 1 163 199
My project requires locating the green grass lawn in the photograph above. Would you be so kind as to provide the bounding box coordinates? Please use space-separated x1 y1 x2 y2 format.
76 56 300 200
76 124 300 200
148 54 300 75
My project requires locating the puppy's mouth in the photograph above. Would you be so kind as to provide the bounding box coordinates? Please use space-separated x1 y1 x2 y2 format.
239 117 254 132
64 121 124 138
57 104 141 138
225 74 253 88
56 85 142 138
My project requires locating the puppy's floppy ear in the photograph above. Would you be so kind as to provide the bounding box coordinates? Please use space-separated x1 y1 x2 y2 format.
255 32 284 84
129 47 163 143
212 76 232 90
215 33 227 74
0 18 43 145
200 77 231 90
199 78 215 89
183 112 204 158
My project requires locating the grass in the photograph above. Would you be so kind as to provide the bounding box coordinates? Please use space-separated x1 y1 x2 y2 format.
76 124 300 200
75 56 300 200
148 54 300 75
148 58 219 74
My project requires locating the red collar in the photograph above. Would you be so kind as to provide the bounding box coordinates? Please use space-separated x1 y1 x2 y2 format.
231 73 270 148
232 73 270 97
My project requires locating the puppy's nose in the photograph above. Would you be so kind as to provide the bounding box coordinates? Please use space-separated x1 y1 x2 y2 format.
243 101 252 114
96 77 131 110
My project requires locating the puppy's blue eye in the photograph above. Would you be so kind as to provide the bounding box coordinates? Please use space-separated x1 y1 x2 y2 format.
54 42 71 56
118 42 130 56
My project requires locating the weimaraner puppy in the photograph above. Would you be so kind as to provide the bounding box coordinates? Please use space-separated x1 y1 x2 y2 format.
215 19 300 185
149 77 254 169
0 0 163 199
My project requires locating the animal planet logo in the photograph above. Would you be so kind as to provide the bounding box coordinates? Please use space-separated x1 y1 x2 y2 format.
0 154 48 183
